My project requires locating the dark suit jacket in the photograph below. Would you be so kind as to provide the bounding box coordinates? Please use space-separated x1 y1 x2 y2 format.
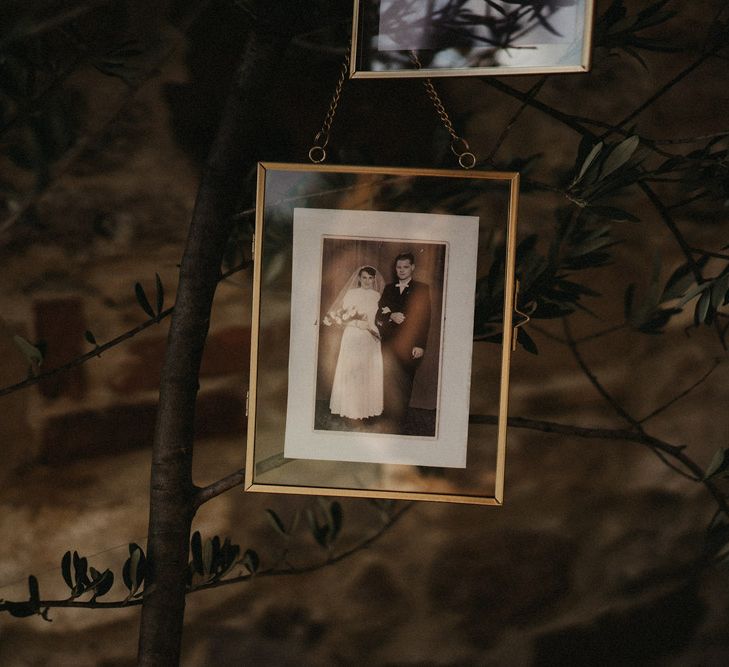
377 280 431 364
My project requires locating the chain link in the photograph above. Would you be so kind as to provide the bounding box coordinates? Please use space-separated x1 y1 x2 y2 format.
309 46 351 163
422 77 458 142
308 47 476 169
410 52 477 170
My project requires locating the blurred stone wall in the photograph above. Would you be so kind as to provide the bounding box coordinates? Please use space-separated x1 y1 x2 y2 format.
1 1 729 665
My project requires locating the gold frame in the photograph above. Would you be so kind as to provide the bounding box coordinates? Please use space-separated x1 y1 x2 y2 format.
350 0 595 79
245 162 519 505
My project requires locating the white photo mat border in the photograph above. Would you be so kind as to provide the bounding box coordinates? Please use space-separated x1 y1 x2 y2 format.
284 207 479 468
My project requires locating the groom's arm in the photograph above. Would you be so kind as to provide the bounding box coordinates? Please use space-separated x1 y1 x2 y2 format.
409 283 431 354
376 285 399 338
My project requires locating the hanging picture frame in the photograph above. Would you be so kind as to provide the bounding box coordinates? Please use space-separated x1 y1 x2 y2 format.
245 163 519 504
350 0 595 78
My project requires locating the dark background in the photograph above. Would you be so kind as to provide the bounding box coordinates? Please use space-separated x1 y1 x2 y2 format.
1 0 728 664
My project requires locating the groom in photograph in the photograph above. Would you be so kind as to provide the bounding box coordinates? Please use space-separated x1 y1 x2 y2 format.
377 252 432 434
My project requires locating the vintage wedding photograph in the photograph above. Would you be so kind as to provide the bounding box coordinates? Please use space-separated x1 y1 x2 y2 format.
283 207 479 468
352 0 594 76
246 163 519 502
314 237 447 438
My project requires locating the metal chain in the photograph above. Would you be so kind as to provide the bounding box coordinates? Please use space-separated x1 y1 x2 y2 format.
308 47 476 169
411 53 476 170
422 78 459 142
309 46 351 164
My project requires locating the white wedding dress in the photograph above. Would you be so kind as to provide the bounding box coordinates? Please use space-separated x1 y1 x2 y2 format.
329 287 384 419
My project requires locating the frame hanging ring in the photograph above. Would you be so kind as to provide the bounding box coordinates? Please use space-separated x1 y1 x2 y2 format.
308 146 327 163
458 152 476 170
450 137 476 170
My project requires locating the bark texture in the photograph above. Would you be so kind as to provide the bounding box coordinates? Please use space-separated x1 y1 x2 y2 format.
137 4 298 664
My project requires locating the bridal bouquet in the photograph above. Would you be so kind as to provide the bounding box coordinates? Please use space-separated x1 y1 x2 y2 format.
323 307 380 340
322 306 365 327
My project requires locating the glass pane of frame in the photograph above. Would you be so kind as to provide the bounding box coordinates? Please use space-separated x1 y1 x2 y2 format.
351 0 595 78
245 163 519 504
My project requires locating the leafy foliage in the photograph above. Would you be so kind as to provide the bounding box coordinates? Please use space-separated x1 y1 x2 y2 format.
678 261 729 328
594 0 680 67
568 135 646 213
134 273 165 319
188 532 242 588
306 499 343 550
12 334 44 367
265 508 300 538
61 550 116 603
122 543 147 599
475 206 618 352
0 2 170 232
0 575 51 620
623 255 699 334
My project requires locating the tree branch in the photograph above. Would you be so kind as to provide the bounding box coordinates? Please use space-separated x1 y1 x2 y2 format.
562 318 642 430
482 78 597 140
689 247 729 261
604 49 721 139
192 469 245 512
469 413 677 452
469 414 729 515
639 182 705 282
1 504 411 614
137 4 299 662
0 3 210 241
639 360 722 424
0 260 251 399
486 77 547 162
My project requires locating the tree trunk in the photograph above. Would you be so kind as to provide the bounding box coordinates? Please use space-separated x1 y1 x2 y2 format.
136 6 298 664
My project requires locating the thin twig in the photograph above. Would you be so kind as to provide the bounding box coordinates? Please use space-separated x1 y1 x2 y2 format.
574 322 628 344
562 318 642 429
469 413 680 452
646 447 699 481
0 3 210 241
639 182 705 282
0 503 411 613
653 131 729 145
667 192 712 210
192 503 412 591
604 50 720 138
639 360 722 424
470 414 729 514
689 247 729 261
0 260 251 398
0 307 173 398
486 77 547 162
482 78 597 140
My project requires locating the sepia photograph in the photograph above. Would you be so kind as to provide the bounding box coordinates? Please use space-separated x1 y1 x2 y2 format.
352 0 594 76
283 207 480 468
315 237 446 438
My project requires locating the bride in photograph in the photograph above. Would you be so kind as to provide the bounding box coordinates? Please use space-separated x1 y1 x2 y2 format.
324 265 384 421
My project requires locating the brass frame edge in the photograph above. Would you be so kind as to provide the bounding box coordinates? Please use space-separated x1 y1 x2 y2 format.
494 172 520 504
349 0 596 79
243 163 268 491
247 482 502 506
245 162 517 505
